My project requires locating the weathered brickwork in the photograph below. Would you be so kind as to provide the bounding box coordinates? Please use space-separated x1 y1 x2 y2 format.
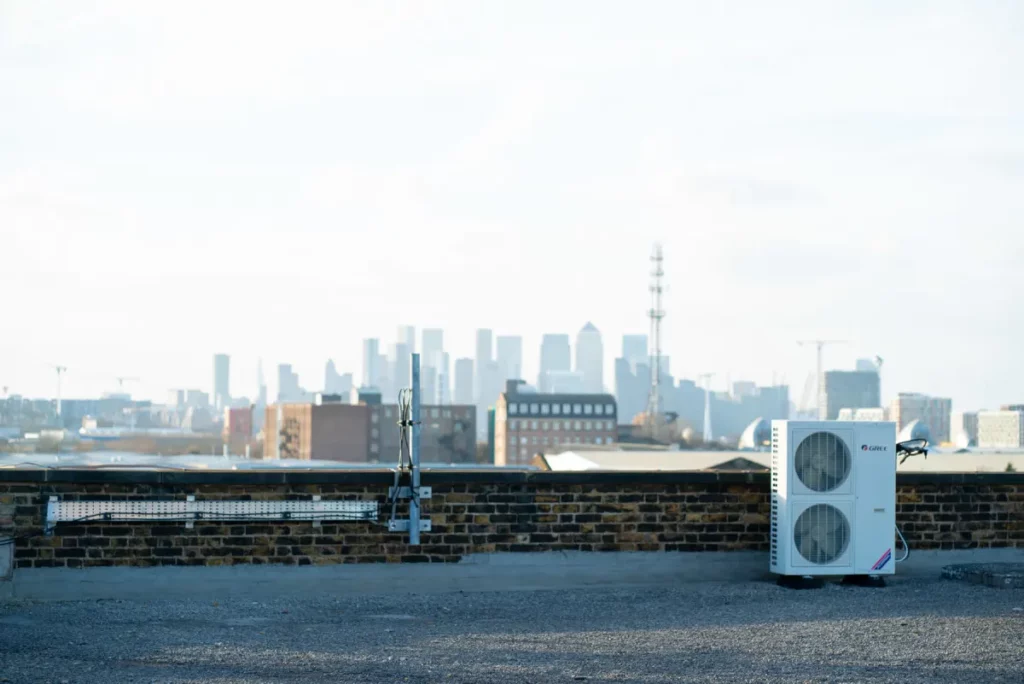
896 481 1024 549
1 472 1021 570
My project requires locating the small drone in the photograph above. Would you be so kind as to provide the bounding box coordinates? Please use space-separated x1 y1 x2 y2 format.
896 438 928 465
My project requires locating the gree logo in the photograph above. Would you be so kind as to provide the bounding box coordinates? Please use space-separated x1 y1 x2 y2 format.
861 445 887 451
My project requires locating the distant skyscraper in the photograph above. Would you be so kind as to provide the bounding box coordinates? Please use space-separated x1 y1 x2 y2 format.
422 328 444 369
376 352 391 400
546 370 585 393
821 370 880 420
213 353 230 411
454 358 474 405
256 358 267 407
732 381 757 399
538 334 571 392
621 335 648 368
324 360 352 395
496 335 523 381
418 328 443 407
277 363 301 402
615 334 649 422
614 357 649 423
362 338 380 388
436 352 450 404
475 329 493 398
397 325 416 354
855 358 879 373
575 322 604 393
391 342 411 392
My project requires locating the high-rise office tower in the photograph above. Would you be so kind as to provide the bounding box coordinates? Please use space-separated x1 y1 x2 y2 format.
615 334 649 422
397 325 416 354
391 342 411 392
436 352 450 404
575 323 604 393
213 353 230 411
496 335 523 381
362 338 380 388
277 363 300 402
820 369 881 420
475 329 493 398
376 352 391 400
621 335 648 368
454 358 474 405
538 334 571 392
324 360 352 395
422 328 444 368
256 358 266 401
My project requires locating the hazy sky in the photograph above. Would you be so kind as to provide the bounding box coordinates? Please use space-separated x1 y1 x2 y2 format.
2 1 1021 411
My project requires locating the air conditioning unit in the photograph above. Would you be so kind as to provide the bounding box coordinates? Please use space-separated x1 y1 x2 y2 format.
770 420 896 578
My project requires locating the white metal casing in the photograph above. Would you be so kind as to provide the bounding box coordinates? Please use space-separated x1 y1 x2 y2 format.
770 420 896 576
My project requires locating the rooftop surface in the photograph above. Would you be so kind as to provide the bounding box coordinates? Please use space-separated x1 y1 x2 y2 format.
2 575 1022 683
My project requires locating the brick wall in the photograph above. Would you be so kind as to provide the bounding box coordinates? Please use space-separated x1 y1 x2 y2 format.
1 471 1022 570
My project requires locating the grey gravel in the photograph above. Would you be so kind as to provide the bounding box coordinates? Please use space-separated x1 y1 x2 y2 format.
1 576 1022 683
942 562 1024 590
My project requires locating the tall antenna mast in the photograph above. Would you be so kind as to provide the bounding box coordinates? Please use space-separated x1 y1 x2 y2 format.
646 244 665 434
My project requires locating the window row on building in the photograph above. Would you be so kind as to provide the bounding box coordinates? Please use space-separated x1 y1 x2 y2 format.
380 406 473 420
507 402 615 417
513 435 608 447
508 419 615 432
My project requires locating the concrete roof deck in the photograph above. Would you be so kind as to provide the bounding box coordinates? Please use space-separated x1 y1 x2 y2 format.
2 564 1022 683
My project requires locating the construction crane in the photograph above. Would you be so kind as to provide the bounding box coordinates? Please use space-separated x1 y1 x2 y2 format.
797 340 847 419
115 376 140 392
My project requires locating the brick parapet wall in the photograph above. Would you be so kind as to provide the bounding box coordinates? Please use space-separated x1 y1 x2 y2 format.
1 470 1022 570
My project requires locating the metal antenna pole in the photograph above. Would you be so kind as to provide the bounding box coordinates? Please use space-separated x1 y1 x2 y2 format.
409 353 422 545
646 244 665 437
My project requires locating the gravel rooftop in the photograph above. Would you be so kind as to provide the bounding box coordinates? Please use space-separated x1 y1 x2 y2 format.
1 575 1022 683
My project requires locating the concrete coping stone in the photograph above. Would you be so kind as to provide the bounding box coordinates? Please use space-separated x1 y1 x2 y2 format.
0 468 1022 486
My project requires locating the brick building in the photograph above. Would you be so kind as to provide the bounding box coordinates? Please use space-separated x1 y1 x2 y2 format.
264 400 476 463
494 380 617 466
222 406 253 455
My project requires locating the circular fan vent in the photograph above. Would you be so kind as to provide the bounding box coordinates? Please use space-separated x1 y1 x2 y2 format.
793 503 850 565
794 431 851 492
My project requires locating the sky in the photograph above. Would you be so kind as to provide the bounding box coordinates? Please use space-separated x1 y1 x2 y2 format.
1 1 1022 411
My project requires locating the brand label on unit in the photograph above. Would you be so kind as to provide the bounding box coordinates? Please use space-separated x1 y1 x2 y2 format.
861 445 887 451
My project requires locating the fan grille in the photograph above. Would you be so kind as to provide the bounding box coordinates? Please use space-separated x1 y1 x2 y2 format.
793 503 850 564
794 431 851 492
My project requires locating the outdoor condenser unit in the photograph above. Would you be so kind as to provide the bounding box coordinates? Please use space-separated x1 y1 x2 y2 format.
770 420 897 577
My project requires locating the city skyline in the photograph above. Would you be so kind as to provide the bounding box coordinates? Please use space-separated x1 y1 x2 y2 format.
2 320 1014 416
3 3 1022 411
